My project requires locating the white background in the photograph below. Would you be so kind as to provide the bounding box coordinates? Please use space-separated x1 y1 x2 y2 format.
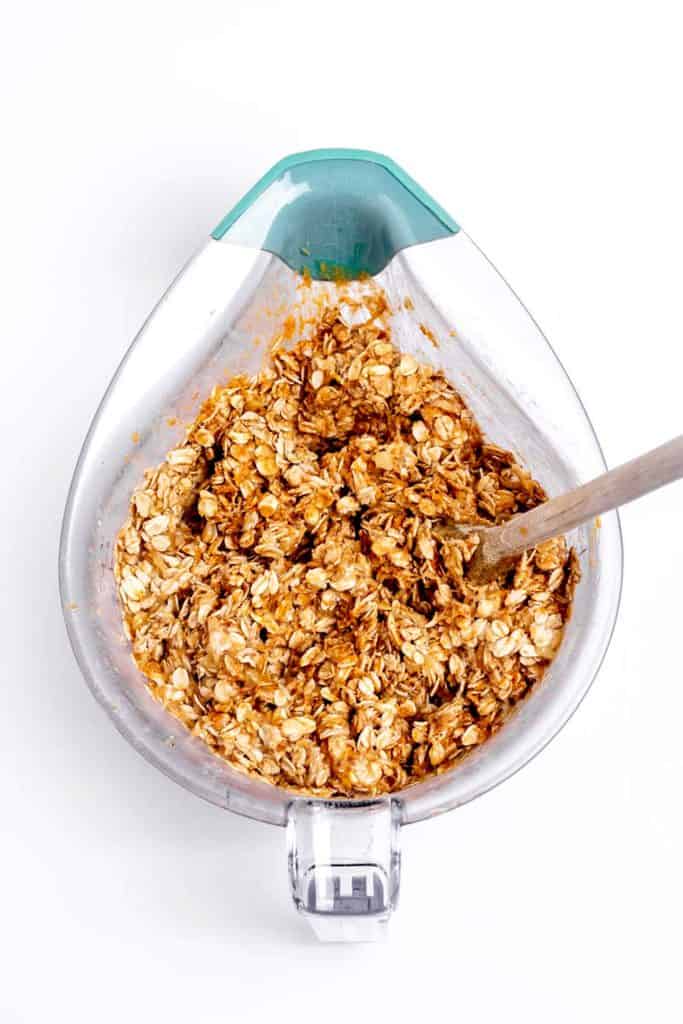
2 2 682 1021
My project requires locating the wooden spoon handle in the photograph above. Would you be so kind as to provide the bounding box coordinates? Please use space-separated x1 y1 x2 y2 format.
484 434 683 564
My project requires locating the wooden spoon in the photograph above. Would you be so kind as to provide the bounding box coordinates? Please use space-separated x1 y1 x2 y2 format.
437 434 683 584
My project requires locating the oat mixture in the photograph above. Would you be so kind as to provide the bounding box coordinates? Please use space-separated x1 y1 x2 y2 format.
115 289 579 797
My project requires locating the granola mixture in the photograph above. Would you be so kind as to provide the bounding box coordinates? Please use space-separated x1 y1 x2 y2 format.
115 289 579 797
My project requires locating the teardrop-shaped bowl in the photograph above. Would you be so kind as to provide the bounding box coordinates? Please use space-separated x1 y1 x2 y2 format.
59 151 622 826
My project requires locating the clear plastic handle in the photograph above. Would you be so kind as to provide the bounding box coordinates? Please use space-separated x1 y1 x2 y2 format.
287 799 402 942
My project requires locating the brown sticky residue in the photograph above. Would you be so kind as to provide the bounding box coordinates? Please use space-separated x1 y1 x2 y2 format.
403 296 415 311
595 515 602 528
65 601 78 611
166 417 177 427
298 266 312 289
131 431 140 444
320 262 351 283
419 323 440 349
282 315 296 340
